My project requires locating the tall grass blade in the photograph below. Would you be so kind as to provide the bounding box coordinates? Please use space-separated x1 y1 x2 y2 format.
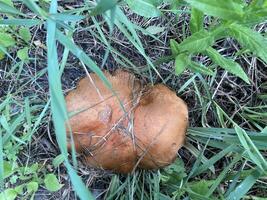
46 1 94 199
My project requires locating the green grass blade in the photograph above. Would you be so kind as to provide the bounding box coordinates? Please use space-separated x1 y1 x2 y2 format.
50 13 85 22
22 0 47 18
55 31 112 90
0 128 3 188
206 154 242 197
192 144 237 177
46 1 94 199
0 2 24 16
234 125 267 172
0 19 42 26
226 168 263 200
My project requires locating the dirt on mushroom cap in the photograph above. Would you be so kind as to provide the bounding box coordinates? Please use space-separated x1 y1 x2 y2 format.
65 70 188 173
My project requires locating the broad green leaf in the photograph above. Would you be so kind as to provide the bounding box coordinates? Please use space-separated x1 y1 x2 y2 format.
0 189 17 200
44 174 63 192
17 47 29 61
190 8 204 33
170 39 179 55
189 180 213 197
90 0 117 16
24 163 38 175
145 26 165 35
14 185 25 195
160 159 186 185
188 60 214 76
184 0 244 20
125 0 161 18
245 7 267 25
228 23 267 64
19 27 31 42
0 32 15 47
174 53 187 75
178 30 214 53
27 182 38 193
3 161 14 179
206 47 250 83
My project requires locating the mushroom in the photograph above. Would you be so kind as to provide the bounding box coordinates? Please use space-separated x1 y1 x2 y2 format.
65 70 188 173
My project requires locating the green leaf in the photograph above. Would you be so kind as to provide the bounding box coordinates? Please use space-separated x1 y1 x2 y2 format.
144 25 165 35
174 54 187 75
19 27 31 42
184 0 244 20
189 180 213 197
0 189 17 200
0 51 4 60
27 182 39 193
44 174 63 192
17 47 29 61
14 184 25 195
170 39 179 55
188 60 214 76
3 161 15 179
52 154 65 167
190 8 204 33
160 159 186 185
0 32 15 48
90 0 117 16
178 30 214 53
228 23 267 64
24 163 39 175
125 0 161 18
206 47 250 84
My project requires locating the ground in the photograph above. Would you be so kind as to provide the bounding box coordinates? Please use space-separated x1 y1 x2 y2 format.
1 1 267 200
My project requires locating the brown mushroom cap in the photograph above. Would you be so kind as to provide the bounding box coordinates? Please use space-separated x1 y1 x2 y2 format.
134 84 188 169
65 70 188 173
65 70 140 173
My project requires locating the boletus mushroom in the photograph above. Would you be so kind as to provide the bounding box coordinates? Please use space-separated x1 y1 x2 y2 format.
65 70 188 173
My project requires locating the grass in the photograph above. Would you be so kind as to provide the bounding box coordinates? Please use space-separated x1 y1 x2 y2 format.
0 0 267 199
